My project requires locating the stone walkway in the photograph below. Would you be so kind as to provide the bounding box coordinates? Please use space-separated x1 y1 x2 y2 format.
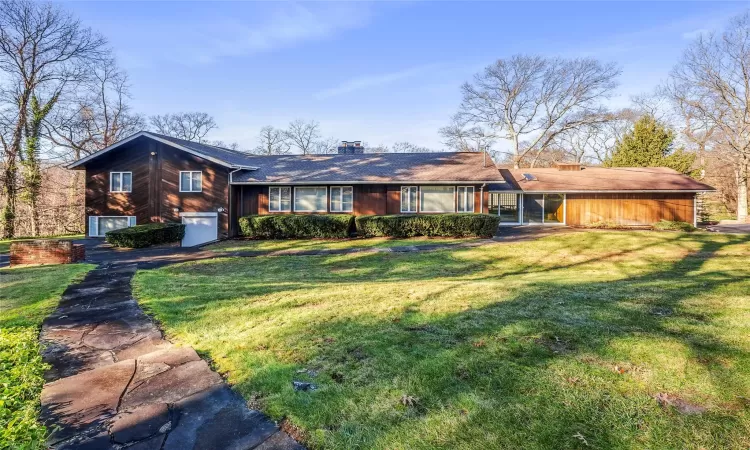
40 262 302 450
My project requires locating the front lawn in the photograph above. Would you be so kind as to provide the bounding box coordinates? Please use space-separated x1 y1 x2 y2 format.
207 237 480 253
0 264 93 448
133 232 750 449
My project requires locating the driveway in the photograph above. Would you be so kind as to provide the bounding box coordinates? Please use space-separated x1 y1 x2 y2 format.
704 222 750 234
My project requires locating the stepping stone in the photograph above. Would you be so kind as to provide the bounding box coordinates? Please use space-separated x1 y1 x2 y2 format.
163 385 278 450
41 359 136 444
121 360 223 410
255 432 306 450
110 402 171 445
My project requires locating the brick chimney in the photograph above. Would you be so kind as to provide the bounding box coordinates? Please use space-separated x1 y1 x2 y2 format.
337 141 364 154
555 162 584 171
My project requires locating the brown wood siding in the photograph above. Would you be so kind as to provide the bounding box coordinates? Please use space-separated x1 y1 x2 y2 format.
565 193 695 226
237 184 489 219
159 145 230 238
354 185 387 215
84 137 230 238
85 141 150 235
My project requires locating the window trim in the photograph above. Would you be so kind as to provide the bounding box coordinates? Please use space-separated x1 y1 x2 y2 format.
419 185 457 213
179 171 203 193
400 186 418 213
109 171 132 193
268 186 292 212
330 186 353 213
457 186 475 213
293 186 328 213
88 215 136 237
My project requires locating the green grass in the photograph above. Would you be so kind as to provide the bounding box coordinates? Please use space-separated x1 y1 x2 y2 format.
207 237 480 253
0 264 93 449
133 231 750 449
0 234 84 254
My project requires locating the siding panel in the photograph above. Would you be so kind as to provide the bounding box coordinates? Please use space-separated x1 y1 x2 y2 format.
566 193 694 226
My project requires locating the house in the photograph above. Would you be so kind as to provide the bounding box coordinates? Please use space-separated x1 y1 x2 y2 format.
68 132 714 246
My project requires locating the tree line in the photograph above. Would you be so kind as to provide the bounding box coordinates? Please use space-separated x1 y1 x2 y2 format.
1 1 748 239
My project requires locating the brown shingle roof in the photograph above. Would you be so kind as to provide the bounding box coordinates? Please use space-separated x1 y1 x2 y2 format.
231 152 506 184
501 167 714 192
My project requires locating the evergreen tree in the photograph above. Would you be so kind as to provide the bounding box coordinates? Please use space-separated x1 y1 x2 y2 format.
605 115 699 176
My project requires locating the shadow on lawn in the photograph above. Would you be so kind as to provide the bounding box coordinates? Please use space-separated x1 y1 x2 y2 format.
140 232 750 448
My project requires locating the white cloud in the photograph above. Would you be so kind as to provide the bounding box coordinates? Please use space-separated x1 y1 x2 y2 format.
314 64 440 100
188 3 373 64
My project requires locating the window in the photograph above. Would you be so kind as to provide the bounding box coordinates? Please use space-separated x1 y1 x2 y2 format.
110 172 132 193
88 216 136 237
180 171 202 192
420 186 455 213
330 186 353 212
269 187 291 212
457 186 475 213
400 186 418 213
294 186 327 212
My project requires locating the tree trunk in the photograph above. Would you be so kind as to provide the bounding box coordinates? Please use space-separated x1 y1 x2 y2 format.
738 166 749 222
2 161 17 238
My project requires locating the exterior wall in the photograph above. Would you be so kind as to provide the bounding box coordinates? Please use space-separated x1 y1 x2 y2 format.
10 240 85 266
565 193 695 226
84 137 230 238
235 184 490 219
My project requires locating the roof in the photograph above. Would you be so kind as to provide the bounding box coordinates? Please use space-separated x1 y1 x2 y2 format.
230 152 505 184
67 131 259 169
499 167 714 192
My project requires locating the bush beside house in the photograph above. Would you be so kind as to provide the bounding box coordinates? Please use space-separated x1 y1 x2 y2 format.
239 214 355 239
356 214 500 238
105 223 186 248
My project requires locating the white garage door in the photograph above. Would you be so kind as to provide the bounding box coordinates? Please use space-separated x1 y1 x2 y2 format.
181 212 218 247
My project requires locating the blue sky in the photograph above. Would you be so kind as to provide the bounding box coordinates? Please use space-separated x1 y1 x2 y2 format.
63 1 749 150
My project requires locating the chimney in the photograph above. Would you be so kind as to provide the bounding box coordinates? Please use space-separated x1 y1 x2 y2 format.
555 162 584 171
337 140 364 154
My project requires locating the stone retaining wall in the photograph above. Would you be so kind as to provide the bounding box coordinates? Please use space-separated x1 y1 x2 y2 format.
9 240 85 266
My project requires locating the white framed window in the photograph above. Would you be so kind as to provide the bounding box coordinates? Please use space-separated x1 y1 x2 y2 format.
457 186 475 213
269 186 292 212
110 172 132 193
420 186 456 213
294 186 327 212
400 186 418 213
330 186 353 212
88 216 136 237
179 171 202 192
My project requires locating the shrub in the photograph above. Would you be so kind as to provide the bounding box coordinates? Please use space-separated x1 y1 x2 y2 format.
581 220 623 229
105 222 186 248
239 214 354 239
652 220 696 232
355 214 500 238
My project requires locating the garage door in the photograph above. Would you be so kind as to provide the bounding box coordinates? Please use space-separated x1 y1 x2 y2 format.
180 212 218 247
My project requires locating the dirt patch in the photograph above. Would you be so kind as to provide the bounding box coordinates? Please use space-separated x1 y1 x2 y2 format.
654 392 707 415
535 335 575 354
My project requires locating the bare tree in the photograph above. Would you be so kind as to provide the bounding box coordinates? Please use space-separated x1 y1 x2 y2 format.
454 55 620 168
0 0 107 238
311 136 340 154
439 116 495 153
254 126 290 155
668 13 750 220
45 59 145 161
553 109 638 164
391 142 435 153
285 119 321 154
149 112 216 142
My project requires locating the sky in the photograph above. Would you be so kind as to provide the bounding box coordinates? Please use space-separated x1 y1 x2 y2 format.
62 1 750 151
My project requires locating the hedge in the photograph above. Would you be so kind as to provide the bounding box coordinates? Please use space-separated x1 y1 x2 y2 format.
105 222 186 248
239 214 354 239
355 214 500 238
